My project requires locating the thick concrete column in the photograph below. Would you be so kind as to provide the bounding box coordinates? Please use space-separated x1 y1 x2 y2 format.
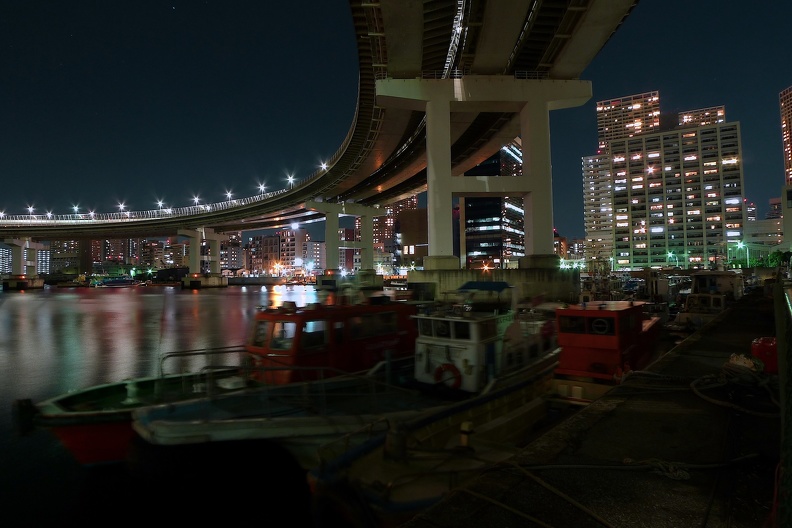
358 213 374 270
458 197 467 268
11 244 25 275
178 228 205 274
4 238 42 276
324 212 340 271
207 238 221 274
425 97 454 259
520 100 554 256
305 200 381 272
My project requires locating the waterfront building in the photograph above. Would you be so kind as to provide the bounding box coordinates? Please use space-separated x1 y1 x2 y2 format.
610 115 745 269
596 91 661 155
304 240 325 274
220 232 244 275
276 229 310 276
585 91 746 270
0 242 11 274
584 92 661 264
781 86 792 186
246 234 280 276
582 154 613 265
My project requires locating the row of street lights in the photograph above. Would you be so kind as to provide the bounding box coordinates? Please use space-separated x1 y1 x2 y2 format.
5 163 333 217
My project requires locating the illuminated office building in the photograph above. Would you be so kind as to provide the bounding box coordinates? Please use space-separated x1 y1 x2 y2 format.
461 150 524 269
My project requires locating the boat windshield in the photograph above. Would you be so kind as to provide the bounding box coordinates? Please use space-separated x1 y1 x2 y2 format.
249 320 297 350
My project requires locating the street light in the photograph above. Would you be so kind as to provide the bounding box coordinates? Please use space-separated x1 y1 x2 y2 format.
667 251 679 268
737 241 750 268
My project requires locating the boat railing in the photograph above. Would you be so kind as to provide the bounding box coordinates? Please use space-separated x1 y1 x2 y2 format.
158 345 250 377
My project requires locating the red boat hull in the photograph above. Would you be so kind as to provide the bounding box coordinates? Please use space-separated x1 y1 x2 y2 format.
50 420 135 466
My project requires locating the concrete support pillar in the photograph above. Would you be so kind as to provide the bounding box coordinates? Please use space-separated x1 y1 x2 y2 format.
376 77 590 270
4 238 43 276
520 101 554 256
208 238 221 274
358 213 374 270
11 244 25 275
305 200 381 272
425 97 454 258
458 197 467 268
178 228 225 275
324 212 340 271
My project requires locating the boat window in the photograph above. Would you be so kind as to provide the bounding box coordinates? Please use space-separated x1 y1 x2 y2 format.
558 316 586 334
250 321 270 347
348 314 390 340
271 321 296 350
301 320 327 349
453 321 471 340
434 320 451 338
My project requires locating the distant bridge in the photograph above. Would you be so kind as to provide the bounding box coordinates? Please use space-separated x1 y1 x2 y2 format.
0 1 638 266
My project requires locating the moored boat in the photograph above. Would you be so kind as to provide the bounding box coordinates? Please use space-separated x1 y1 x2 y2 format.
12 289 422 466
128 283 561 525
551 300 663 403
93 276 143 288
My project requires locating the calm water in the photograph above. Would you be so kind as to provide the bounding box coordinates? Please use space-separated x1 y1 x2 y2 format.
0 285 319 526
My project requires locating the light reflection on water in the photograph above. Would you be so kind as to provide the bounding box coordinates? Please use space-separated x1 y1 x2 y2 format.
0 285 318 405
0 284 319 514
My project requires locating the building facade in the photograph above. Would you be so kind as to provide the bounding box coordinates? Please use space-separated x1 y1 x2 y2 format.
585 91 746 270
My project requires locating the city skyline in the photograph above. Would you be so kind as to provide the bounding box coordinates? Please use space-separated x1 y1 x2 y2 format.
2 1 790 242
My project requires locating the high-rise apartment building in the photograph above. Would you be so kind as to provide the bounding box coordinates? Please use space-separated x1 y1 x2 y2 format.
246 234 280 275
780 87 792 251
596 91 660 154
610 118 744 269
585 91 745 270
277 229 310 276
780 86 792 185
679 106 725 127
582 154 613 263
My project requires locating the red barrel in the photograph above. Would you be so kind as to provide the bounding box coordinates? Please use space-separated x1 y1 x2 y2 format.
751 337 777 374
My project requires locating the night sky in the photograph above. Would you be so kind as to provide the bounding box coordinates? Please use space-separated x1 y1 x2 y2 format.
1 1 789 241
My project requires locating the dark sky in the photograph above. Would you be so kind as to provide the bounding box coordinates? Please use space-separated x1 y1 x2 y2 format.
1 1 789 241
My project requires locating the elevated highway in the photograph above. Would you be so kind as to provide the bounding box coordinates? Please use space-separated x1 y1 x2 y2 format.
0 0 638 244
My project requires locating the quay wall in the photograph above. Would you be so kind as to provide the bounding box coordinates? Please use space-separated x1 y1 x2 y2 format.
407 268 580 304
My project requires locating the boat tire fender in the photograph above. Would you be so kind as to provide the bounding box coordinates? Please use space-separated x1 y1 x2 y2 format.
434 363 462 389
591 318 612 335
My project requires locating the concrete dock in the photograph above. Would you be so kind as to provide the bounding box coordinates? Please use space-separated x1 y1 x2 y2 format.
403 288 781 527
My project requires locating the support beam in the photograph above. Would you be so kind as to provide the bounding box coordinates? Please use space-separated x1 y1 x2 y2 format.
304 200 380 271
376 77 591 269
